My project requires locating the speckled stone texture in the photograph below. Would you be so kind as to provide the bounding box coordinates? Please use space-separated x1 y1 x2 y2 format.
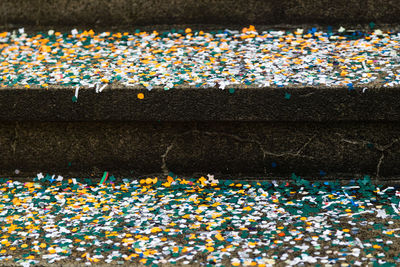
1 121 399 180
0 86 399 180
1 87 400 122
0 0 399 26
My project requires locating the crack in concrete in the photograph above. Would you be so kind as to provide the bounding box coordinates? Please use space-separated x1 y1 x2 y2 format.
161 129 317 176
257 134 316 160
197 130 315 173
298 92 316 98
336 133 400 179
376 153 385 180
160 130 194 176
296 134 317 155
161 141 175 177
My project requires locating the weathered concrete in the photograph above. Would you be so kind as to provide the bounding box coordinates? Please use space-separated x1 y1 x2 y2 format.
1 86 399 180
1 86 400 122
1 121 399 181
0 0 399 27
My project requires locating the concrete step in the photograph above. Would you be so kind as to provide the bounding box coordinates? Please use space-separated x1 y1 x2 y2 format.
2 86 400 122
0 24 399 181
1 0 399 27
1 86 400 181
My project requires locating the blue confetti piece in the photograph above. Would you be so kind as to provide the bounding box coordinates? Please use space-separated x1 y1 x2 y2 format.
271 162 277 168
319 170 326 176
347 83 354 91
284 93 291 99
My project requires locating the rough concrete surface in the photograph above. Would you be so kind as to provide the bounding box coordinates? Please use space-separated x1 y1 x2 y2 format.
1 86 400 122
1 86 400 180
1 121 399 180
0 0 399 27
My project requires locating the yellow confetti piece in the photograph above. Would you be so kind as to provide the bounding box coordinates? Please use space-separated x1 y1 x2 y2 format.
137 93 144 99
24 182 34 188
215 233 224 241
248 242 257 247
206 246 214 252
198 176 207 186
150 227 162 233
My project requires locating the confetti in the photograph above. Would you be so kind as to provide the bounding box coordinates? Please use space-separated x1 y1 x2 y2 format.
99 171 109 185
0 173 397 266
0 27 397 90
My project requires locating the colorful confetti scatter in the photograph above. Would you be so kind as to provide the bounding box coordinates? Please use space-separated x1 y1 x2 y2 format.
0 173 399 266
1 27 400 89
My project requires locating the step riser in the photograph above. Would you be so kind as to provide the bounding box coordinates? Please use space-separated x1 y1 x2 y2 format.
2 88 400 122
1 121 399 180
1 0 399 26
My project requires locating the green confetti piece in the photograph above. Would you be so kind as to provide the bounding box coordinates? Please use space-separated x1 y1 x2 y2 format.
99 172 108 185
369 22 376 29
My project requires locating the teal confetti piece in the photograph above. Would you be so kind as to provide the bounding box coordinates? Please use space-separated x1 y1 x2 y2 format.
99 171 109 185
369 22 375 29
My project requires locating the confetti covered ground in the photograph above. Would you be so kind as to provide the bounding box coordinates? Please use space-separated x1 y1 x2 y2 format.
1 173 400 266
1 26 400 90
